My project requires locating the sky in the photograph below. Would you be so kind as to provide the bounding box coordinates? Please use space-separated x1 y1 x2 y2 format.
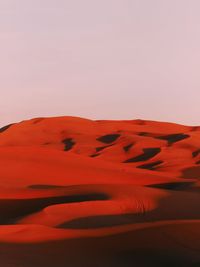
0 0 200 126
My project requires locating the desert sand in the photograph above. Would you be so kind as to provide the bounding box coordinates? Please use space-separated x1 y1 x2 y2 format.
0 116 200 266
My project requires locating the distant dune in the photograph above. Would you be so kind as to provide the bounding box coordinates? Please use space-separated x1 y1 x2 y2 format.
0 116 200 267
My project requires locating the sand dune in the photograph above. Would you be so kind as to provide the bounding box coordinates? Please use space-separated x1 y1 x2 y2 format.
0 116 200 266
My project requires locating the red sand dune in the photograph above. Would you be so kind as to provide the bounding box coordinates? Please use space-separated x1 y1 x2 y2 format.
0 116 200 266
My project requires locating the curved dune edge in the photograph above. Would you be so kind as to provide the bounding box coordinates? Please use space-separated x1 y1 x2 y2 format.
0 219 199 244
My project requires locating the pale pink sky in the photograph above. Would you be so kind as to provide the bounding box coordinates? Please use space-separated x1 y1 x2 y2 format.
0 0 200 126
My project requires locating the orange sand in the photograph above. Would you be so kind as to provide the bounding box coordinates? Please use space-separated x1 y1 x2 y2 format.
0 116 200 266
